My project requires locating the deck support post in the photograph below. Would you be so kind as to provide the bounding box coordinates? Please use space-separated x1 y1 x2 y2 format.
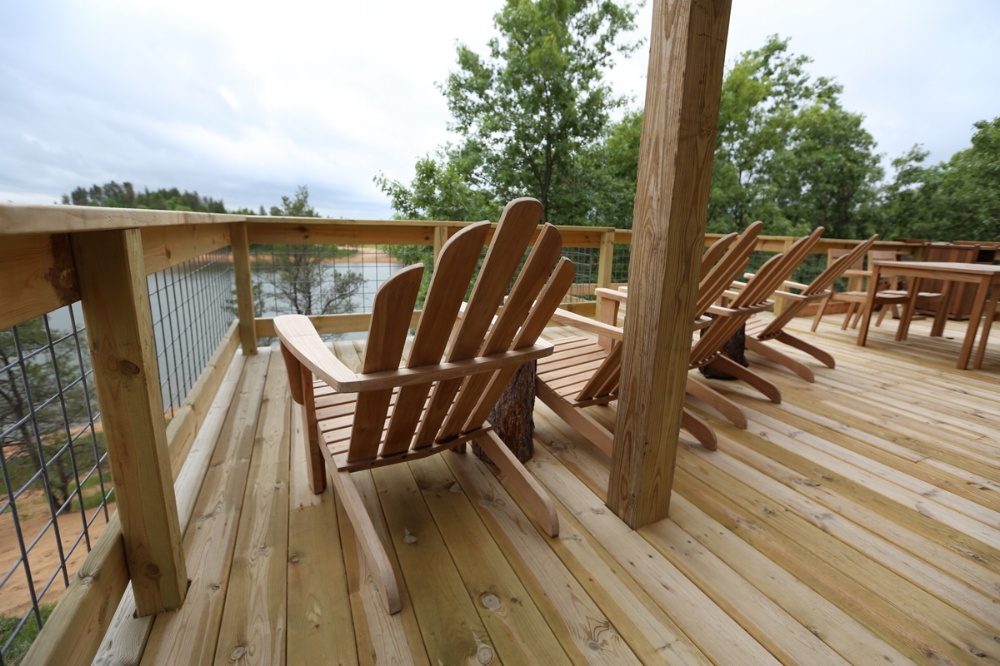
71 228 188 615
596 229 616 321
608 0 732 529
433 225 449 264
231 221 258 355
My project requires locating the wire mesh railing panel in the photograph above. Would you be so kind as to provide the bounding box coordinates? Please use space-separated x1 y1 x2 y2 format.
0 306 109 666
561 246 600 302
147 248 235 415
0 246 234 664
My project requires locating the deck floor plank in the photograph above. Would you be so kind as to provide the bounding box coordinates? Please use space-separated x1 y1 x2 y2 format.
124 313 999 666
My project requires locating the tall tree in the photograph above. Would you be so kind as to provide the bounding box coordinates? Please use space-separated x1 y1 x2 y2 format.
879 117 1000 242
378 0 640 224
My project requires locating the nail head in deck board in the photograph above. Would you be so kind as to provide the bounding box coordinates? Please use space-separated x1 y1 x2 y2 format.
408 455 573 665
287 406 360 666
444 451 646 666
371 463 498 664
611 0 733 529
214 349 291 664
139 350 271 665
71 228 188 616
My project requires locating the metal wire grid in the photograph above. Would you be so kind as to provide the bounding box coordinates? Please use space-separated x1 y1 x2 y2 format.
147 248 235 415
0 247 234 663
560 246 601 302
0 306 108 666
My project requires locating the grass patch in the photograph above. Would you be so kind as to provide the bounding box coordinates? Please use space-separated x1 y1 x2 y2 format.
0 604 55 665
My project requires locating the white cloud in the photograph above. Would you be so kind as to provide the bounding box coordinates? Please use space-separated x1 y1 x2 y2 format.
1 0 998 218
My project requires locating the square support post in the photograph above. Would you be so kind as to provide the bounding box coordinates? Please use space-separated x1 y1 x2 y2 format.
231 221 258 355
596 229 616 321
71 229 188 616
609 0 732 529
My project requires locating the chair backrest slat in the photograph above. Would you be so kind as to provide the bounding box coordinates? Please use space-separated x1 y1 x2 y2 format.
696 222 764 316
346 264 423 462
439 224 563 439
701 233 738 280
462 257 576 431
803 235 878 297
414 198 543 448
381 222 490 456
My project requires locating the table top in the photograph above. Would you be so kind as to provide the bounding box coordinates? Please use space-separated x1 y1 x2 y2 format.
872 261 1000 278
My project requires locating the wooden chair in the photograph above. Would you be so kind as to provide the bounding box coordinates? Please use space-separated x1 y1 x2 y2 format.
812 249 943 331
536 222 768 454
744 234 878 381
275 198 572 615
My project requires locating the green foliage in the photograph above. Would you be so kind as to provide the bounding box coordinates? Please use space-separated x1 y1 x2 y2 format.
62 181 227 213
707 36 883 238
1 604 56 665
378 0 640 224
269 185 318 217
878 117 1000 241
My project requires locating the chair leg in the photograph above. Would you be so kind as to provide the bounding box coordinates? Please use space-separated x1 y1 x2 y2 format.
708 356 782 404
876 304 889 327
686 376 748 429
811 295 832 332
775 332 836 369
330 468 401 614
474 429 559 537
746 337 814 382
841 303 855 330
850 304 865 329
536 379 613 456
681 409 717 451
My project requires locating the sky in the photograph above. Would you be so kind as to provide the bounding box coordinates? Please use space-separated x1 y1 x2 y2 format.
2 0 999 218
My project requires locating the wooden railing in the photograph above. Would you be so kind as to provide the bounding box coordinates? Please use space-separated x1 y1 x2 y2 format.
0 202 928 665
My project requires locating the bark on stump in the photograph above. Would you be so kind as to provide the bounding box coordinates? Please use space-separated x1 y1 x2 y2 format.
474 361 536 464
698 317 748 380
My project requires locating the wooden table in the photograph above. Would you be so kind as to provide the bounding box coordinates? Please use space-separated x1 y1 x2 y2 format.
857 261 1000 369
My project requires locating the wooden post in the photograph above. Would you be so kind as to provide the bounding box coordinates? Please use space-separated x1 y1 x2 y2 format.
231 222 257 355
596 229 615 321
772 238 795 316
71 229 187 616
433 225 449 265
608 0 732 529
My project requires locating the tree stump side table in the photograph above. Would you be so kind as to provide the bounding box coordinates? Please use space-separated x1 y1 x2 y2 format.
473 360 536 464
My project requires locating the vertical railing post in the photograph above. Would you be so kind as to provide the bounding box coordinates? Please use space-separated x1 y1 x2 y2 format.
596 229 616 320
70 228 187 616
609 0 732 529
772 237 795 316
433 225 449 265
230 222 257 355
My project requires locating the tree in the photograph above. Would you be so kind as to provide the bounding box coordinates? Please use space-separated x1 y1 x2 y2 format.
878 117 1000 242
258 186 365 316
378 0 640 224
63 182 227 212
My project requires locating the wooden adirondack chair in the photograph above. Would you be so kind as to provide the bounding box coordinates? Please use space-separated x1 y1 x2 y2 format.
535 222 766 454
744 234 878 381
275 198 572 615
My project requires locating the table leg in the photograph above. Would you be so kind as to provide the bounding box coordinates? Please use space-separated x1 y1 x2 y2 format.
896 277 921 342
857 264 881 347
972 283 999 370
958 276 991 370
931 281 954 337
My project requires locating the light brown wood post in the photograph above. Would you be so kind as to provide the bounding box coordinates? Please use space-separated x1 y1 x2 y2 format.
433 225 449 265
230 222 257 355
608 0 732 529
772 238 795 316
71 229 187 616
596 229 615 320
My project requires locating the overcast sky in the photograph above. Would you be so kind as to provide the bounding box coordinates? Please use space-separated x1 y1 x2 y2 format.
2 0 998 218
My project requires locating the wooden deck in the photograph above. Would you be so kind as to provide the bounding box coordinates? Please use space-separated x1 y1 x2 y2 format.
118 313 999 666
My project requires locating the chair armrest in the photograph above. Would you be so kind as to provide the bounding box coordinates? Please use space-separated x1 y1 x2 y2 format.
693 315 714 330
594 288 628 303
843 269 871 277
773 291 808 302
550 308 624 340
782 279 810 291
274 314 359 392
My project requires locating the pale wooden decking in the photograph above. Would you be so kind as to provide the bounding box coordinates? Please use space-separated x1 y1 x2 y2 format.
130 313 999 666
